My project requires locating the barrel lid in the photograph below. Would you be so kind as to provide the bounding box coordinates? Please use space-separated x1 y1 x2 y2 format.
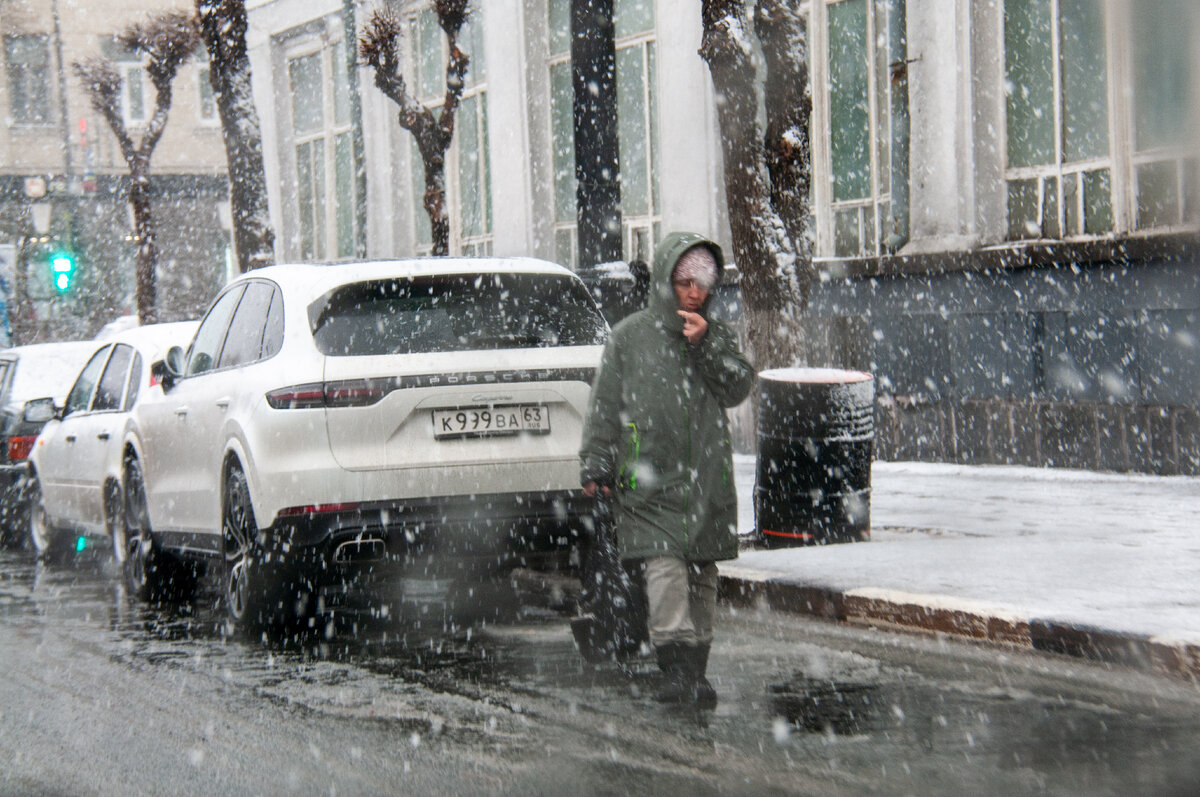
759 367 873 384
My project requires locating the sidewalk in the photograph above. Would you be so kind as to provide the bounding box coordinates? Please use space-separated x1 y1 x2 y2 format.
724 455 1200 681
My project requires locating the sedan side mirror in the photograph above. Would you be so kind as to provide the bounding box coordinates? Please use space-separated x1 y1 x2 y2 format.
23 397 57 424
157 346 186 391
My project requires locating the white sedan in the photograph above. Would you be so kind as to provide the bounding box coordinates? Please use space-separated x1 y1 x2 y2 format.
123 259 607 630
25 322 198 567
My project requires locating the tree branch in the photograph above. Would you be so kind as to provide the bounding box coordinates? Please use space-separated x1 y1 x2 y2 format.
73 58 137 165
436 38 469 148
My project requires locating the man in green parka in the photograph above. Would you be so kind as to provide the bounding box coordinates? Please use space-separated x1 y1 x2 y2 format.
580 231 755 707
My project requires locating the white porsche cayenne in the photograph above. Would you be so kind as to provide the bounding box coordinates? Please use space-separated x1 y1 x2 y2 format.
122 258 607 629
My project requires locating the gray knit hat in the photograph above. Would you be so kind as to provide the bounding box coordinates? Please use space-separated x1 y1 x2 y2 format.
672 245 719 290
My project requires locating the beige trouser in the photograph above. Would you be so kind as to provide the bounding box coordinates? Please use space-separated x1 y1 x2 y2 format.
643 556 718 646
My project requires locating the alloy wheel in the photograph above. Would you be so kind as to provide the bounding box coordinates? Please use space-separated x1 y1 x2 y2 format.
223 467 260 625
123 457 157 599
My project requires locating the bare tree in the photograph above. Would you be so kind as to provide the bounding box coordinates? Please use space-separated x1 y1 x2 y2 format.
700 0 814 370
360 1 469 256
74 11 199 324
196 0 275 272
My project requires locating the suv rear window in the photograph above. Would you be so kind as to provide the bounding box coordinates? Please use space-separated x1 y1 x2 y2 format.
309 273 608 356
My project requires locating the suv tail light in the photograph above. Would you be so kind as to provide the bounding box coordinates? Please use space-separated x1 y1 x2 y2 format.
266 379 390 410
7 435 36 462
265 383 326 410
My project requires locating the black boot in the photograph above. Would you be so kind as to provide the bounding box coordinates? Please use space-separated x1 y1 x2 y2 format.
692 643 717 710
654 643 694 704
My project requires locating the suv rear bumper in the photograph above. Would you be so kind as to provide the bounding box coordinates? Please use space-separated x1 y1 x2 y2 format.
162 489 592 576
277 488 591 563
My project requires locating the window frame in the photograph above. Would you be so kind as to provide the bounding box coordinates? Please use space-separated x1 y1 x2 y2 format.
63 347 110 419
4 34 53 126
545 0 660 268
196 60 218 125
185 284 246 377
812 0 907 259
407 4 492 257
116 59 149 127
1000 0 1198 242
284 28 358 261
92 344 135 414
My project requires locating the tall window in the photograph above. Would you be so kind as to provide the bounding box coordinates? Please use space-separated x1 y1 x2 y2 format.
409 6 491 256
98 38 149 127
1005 0 1111 239
288 37 356 260
547 0 661 268
824 0 908 258
4 34 51 125
1004 0 1196 239
1130 0 1195 229
196 59 217 123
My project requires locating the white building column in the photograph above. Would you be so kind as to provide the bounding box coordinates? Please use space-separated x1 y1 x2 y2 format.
485 0 540 257
654 0 727 246
904 0 981 253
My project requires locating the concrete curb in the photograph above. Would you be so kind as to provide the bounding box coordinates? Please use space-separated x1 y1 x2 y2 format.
717 574 1200 684
510 567 1200 683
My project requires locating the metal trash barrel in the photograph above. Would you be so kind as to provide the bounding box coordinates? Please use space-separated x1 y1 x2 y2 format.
755 368 874 547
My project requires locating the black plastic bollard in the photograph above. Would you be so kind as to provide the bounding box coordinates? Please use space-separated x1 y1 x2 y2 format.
755 368 874 547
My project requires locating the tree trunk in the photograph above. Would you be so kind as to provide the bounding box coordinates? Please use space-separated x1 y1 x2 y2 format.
757 0 813 283
12 235 35 345
130 166 158 324
700 0 803 370
197 0 275 271
424 163 450 257
360 6 466 258
417 133 451 256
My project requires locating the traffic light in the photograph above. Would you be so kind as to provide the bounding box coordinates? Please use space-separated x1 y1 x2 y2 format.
49 250 75 293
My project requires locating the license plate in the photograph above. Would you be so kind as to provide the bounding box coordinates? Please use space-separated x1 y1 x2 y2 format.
432 405 550 438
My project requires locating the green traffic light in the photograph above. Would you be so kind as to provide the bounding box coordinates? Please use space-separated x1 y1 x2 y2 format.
50 252 75 293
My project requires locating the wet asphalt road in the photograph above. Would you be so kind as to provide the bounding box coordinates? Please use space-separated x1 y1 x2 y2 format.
2 547 1199 797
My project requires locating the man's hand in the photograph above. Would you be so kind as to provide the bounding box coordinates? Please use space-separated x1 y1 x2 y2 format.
583 481 611 498
678 310 708 345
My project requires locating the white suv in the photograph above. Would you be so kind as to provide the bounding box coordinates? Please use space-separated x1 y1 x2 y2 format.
122 259 606 629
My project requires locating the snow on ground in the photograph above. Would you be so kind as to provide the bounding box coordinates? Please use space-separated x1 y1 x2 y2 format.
731 454 1200 643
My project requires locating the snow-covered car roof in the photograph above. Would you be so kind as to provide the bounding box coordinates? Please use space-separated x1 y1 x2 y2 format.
0 341 102 405
105 320 199 359
232 257 579 305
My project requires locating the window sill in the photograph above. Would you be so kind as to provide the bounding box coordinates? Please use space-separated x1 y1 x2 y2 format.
817 229 1200 280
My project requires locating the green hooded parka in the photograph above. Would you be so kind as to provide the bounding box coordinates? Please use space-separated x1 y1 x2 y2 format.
579 232 755 562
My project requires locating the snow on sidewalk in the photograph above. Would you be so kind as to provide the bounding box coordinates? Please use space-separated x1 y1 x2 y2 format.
730 455 1200 645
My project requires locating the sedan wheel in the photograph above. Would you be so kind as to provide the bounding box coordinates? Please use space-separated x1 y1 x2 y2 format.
106 482 127 566
27 473 67 563
123 456 179 602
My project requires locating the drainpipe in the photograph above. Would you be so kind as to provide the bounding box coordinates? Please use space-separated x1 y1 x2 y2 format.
51 0 73 178
570 0 622 280
342 0 368 258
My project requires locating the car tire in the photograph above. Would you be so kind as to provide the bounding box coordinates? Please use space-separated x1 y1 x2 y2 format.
123 455 186 602
223 464 289 632
27 473 70 563
104 481 125 565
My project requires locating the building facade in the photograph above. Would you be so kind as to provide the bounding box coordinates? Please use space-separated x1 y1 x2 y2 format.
1 0 231 343
245 0 1199 473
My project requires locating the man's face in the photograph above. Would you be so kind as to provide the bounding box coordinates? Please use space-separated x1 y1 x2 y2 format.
673 278 710 313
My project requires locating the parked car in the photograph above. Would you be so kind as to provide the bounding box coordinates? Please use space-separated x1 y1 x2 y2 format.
24 322 199 563
0 341 99 548
123 259 608 629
